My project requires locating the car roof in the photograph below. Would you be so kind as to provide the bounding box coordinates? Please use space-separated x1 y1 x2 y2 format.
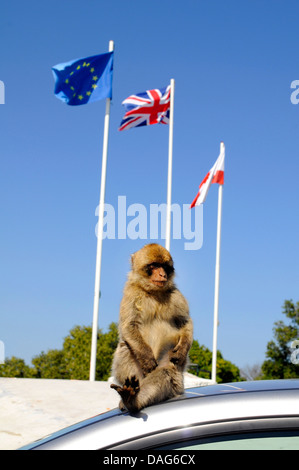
184 377 299 398
21 379 299 450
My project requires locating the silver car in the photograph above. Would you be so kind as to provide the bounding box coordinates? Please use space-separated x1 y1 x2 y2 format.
20 379 299 450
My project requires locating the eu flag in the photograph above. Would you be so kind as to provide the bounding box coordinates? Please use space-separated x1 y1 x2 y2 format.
52 52 114 106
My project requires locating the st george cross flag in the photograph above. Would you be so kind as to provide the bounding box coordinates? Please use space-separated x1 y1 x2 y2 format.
52 52 114 106
190 142 225 208
119 85 171 131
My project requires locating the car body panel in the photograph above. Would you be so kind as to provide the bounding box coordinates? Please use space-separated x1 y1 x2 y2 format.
20 379 299 450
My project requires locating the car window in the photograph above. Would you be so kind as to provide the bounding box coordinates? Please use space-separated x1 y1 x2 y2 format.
159 431 299 450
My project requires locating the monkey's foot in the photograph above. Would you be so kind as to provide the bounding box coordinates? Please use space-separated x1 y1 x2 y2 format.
110 376 140 412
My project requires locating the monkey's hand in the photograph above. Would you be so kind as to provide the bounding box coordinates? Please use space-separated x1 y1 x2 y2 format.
169 343 188 367
124 340 157 375
139 353 158 375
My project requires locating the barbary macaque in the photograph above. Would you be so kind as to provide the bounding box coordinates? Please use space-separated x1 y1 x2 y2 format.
110 243 193 412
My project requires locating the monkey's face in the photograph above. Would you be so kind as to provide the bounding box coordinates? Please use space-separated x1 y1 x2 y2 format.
146 262 173 288
131 244 175 292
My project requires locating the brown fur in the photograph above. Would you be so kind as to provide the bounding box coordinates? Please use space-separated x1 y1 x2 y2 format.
110 243 193 413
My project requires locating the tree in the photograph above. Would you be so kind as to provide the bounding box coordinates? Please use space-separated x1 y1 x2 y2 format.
31 349 68 379
188 340 242 383
240 364 262 381
63 323 118 380
63 325 93 380
0 323 119 380
261 300 299 379
0 324 242 383
0 356 31 378
35 322 119 380
95 322 118 380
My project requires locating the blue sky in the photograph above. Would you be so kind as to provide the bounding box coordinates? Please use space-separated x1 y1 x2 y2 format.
0 0 298 374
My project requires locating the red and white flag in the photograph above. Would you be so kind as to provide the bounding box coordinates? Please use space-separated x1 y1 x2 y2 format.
190 142 225 208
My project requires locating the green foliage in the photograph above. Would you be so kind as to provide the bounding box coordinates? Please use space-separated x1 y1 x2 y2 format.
0 356 32 378
2 300 298 382
0 322 242 382
261 300 299 379
63 325 93 380
95 322 119 380
188 340 242 383
0 323 119 381
31 349 68 379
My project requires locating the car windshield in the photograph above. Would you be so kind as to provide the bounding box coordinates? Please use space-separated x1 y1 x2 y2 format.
159 431 299 450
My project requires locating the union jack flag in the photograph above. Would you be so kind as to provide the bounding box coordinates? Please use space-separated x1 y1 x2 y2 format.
119 85 171 131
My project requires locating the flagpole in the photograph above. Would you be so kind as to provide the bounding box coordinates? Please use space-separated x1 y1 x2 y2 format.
165 78 175 252
211 142 224 383
89 40 114 382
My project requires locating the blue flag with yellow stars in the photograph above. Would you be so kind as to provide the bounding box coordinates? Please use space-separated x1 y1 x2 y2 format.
52 52 114 106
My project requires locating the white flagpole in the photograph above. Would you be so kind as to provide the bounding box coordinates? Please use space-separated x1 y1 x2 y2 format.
211 142 225 383
165 78 175 252
89 40 114 382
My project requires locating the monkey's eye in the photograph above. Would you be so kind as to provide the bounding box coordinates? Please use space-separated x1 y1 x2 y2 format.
164 264 174 276
144 264 154 276
149 263 160 269
144 263 159 276
145 263 174 276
